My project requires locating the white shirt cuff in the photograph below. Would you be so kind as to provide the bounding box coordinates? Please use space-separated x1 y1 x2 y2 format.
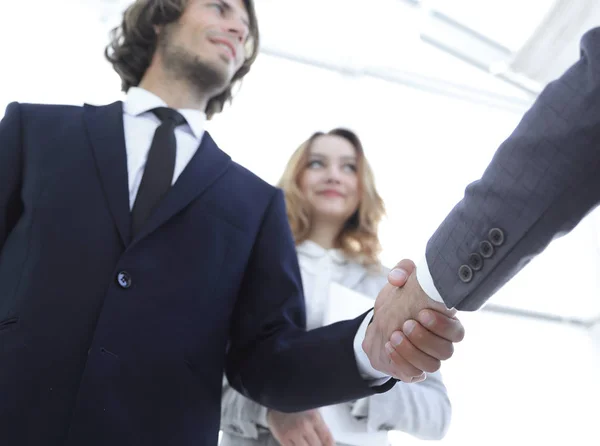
257 406 269 428
353 310 391 386
416 256 449 306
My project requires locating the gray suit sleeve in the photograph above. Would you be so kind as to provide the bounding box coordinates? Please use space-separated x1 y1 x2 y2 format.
426 27 600 310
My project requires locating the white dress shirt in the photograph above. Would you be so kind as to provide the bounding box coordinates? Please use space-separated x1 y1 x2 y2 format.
416 257 448 305
296 241 349 331
122 87 207 209
120 87 384 381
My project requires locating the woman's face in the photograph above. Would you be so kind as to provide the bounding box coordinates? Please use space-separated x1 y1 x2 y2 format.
299 134 361 226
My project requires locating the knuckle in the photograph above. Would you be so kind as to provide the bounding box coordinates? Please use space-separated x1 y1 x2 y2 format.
443 343 455 360
423 359 441 373
398 373 414 383
361 338 370 355
448 322 465 340
455 326 466 342
434 342 453 361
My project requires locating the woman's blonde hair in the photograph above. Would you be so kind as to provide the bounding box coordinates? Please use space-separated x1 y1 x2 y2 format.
277 128 386 266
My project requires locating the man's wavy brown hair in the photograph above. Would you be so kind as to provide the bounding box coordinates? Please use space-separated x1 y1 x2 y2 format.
277 128 386 266
104 0 259 119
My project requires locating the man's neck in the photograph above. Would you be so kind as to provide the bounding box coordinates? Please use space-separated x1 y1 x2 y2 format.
138 69 209 111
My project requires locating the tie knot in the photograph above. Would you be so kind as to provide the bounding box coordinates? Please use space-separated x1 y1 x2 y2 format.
152 107 187 127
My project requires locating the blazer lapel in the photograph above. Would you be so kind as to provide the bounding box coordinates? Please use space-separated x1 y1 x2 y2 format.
131 131 231 243
84 101 132 247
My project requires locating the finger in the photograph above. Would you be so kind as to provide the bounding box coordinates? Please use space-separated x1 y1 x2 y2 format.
402 319 454 361
430 303 459 319
384 339 425 382
290 436 308 446
393 258 416 273
313 417 335 446
387 259 416 287
302 428 322 446
418 309 465 343
389 331 441 373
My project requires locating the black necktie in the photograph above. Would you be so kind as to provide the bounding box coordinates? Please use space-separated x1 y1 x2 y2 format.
131 107 186 235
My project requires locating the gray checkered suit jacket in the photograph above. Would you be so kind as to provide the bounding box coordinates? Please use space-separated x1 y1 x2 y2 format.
427 27 600 311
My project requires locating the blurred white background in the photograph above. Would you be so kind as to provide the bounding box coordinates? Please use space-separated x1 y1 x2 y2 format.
2 0 600 443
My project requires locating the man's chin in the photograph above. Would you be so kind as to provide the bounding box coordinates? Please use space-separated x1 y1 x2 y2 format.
205 58 237 83
188 62 233 95
212 61 237 88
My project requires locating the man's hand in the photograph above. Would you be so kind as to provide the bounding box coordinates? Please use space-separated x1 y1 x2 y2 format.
267 409 334 446
362 259 465 382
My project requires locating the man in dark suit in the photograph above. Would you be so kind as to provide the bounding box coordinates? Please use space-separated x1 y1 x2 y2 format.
0 0 463 444
362 27 600 377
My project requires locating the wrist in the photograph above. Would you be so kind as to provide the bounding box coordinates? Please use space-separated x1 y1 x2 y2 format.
409 271 454 317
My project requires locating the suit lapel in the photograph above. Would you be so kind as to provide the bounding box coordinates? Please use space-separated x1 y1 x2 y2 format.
131 131 231 243
84 101 132 247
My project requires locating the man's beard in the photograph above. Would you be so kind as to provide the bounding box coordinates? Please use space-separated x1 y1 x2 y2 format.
158 31 230 96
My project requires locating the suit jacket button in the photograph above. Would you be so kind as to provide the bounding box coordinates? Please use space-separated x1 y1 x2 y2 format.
479 240 494 258
117 271 132 289
468 253 483 271
458 265 473 283
488 228 505 246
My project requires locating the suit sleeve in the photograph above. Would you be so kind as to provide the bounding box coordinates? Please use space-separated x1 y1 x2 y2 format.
0 102 24 254
224 189 395 413
426 27 600 311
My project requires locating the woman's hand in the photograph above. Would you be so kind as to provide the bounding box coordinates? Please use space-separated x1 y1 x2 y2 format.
267 408 335 446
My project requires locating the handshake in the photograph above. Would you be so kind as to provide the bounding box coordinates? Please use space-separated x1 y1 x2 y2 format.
363 259 465 383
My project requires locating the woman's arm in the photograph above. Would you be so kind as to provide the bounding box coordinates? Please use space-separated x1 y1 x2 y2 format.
221 375 269 439
355 370 451 440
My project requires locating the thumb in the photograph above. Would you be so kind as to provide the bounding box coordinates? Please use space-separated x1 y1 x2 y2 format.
388 259 416 287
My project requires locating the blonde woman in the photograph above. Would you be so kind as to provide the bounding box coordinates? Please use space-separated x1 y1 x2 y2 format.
221 129 451 446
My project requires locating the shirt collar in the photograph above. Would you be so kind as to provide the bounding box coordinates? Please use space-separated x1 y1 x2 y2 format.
296 240 347 265
123 87 207 139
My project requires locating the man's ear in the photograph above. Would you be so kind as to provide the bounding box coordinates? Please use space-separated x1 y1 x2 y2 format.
154 24 162 35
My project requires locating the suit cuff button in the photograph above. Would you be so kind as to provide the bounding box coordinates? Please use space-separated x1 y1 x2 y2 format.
489 228 505 246
479 240 494 258
468 253 483 271
458 265 473 283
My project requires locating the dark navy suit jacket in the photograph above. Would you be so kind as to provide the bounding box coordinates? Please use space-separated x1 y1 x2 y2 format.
0 101 393 445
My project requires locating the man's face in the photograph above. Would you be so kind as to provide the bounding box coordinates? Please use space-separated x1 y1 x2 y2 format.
157 0 250 95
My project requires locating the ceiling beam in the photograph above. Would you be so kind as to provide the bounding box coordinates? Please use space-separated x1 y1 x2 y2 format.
481 303 599 328
260 46 534 114
399 0 543 97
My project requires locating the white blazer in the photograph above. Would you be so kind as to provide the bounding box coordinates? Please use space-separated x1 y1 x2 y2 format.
220 241 452 446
